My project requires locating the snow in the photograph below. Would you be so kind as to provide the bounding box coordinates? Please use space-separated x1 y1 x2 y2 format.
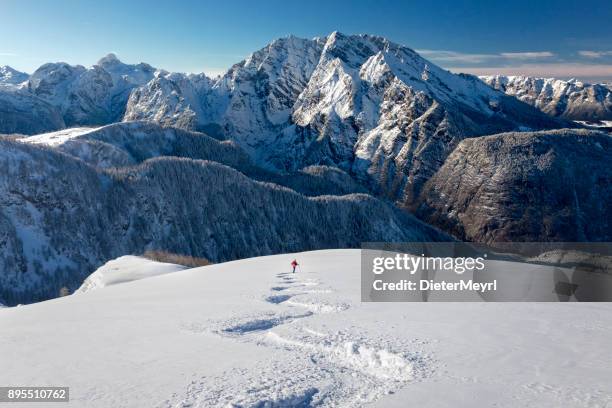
1 249 610 407
76 255 187 293
481 75 612 120
21 127 100 146
575 120 612 128
0 65 29 88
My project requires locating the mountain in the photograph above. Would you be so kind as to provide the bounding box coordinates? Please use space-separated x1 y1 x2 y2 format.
481 75 612 121
415 129 611 243
124 71 214 132
0 65 29 87
0 122 446 305
126 35 325 144
125 32 567 208
2 249 611 407
26 54 156 127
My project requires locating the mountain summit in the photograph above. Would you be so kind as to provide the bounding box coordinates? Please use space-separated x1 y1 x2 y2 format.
0 65 29 86
96 52 122 67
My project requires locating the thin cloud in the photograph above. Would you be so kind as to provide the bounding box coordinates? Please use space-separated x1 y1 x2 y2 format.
578 50 612 58
448 63 612 81
202 67 228 78
500 52 554 59
418 49 555 64
416 50 498 64
0 52 18 57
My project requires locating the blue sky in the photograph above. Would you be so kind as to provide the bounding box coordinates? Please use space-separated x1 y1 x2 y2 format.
2 0 612 81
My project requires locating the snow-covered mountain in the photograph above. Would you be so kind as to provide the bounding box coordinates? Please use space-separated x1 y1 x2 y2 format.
1 249 611 407
124 71 213 131
125 35 325 146
0 65 29 87
26 53 156 126
416 129 612 243
125 32 565 208
0 122 445 305
481 75 612 121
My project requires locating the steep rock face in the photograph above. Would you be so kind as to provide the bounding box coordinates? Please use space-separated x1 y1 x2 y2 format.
415 129 611 243
213 35 325 155
0 136 445 304
481 75 612 121
124 36 325 156
26 54 155 126
0 88 65 134
296 33 565 207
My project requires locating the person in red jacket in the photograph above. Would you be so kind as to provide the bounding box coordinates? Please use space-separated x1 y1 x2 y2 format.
291 259 299 273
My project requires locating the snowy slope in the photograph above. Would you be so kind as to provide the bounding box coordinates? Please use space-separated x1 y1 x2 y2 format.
76 255 187 293
21 127 100 146
0 249 610 407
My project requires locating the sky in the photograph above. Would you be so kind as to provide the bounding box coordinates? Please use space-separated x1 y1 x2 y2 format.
1 0 612 82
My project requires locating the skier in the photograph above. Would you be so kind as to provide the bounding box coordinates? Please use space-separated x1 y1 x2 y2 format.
291 259 299 273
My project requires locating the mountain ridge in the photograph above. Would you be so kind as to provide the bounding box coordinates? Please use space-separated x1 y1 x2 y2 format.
481 75 612 121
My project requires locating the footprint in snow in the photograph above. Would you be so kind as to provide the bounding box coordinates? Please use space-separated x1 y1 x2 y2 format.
265 294 293 304
216 311 314 336
168 329 432 407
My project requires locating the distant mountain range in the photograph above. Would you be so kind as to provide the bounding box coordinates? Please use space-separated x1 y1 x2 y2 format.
0 32 610 304
481 75 612 121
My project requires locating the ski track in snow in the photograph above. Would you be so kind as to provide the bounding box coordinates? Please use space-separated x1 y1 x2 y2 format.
169 271 433 407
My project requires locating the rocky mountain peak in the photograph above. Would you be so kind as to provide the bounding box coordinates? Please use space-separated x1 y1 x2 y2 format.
0 65 29 86
97 52 122 67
